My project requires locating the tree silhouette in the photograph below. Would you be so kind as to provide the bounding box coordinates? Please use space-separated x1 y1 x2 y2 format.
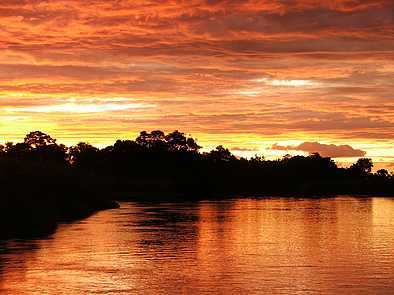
136 130 167 149
207 145 236 162
165 130 188 151
24 131 57 148
69 142 98 166
350 158 373 175
4 142 30 159
376 169 389 178
185 137 201 152
135 130 201 152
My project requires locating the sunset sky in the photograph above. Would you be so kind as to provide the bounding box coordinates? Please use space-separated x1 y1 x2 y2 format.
0 0 393 170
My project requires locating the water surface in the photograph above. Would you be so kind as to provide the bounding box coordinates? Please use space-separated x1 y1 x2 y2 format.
1 196 394 294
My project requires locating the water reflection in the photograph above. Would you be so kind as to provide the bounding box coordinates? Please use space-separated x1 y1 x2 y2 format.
0 197 394 294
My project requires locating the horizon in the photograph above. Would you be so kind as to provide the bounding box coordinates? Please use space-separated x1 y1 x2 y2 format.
0 1 393 171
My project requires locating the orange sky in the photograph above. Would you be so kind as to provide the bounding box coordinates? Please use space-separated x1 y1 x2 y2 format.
0 0 393 170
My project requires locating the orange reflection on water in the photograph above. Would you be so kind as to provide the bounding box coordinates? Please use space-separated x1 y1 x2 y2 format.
0 197 394 294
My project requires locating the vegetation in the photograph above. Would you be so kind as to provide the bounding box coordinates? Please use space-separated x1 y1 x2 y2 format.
0 131 119 240
1 130 393 239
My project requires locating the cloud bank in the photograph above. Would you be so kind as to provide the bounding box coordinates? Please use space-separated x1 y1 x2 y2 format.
271 142 367 158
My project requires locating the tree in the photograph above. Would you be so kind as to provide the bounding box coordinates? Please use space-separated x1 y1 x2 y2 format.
21 131 67 163
165 130 187 151
136 130 167 149
135 130 201 152
376 169 389 178
69 142 98 166
165 130 201 152
350 158 373 175
249 155 265 165
4 142 30 158
24 131 56 148
151 130 165 141
113 139 139 153
207 145 236 162
185 137 201 152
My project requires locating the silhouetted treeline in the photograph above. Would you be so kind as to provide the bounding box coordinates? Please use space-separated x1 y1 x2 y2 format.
1 130 393 238
64 130 393 198
2 130 393 197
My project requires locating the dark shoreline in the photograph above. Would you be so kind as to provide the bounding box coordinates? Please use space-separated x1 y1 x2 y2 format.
3 190 394 242
0 196 119 241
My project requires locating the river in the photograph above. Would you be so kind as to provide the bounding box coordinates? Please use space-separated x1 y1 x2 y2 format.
1 196 394 294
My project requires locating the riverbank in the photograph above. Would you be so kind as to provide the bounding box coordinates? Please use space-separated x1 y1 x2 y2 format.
0 157 119 240
0 194 119 240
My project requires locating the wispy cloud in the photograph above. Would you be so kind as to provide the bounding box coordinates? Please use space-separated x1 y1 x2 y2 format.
231 146 260 152
4 103 155 113
256 78 319 87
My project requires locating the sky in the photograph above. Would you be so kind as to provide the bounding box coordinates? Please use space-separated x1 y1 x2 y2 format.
0 0 393 170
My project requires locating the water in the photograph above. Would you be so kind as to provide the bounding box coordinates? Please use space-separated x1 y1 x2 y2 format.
1 196 394 294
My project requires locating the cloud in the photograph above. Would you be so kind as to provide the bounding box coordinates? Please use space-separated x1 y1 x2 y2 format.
255 78 318 87
4 102 155 113
230 146 259 152
271 142 367 158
